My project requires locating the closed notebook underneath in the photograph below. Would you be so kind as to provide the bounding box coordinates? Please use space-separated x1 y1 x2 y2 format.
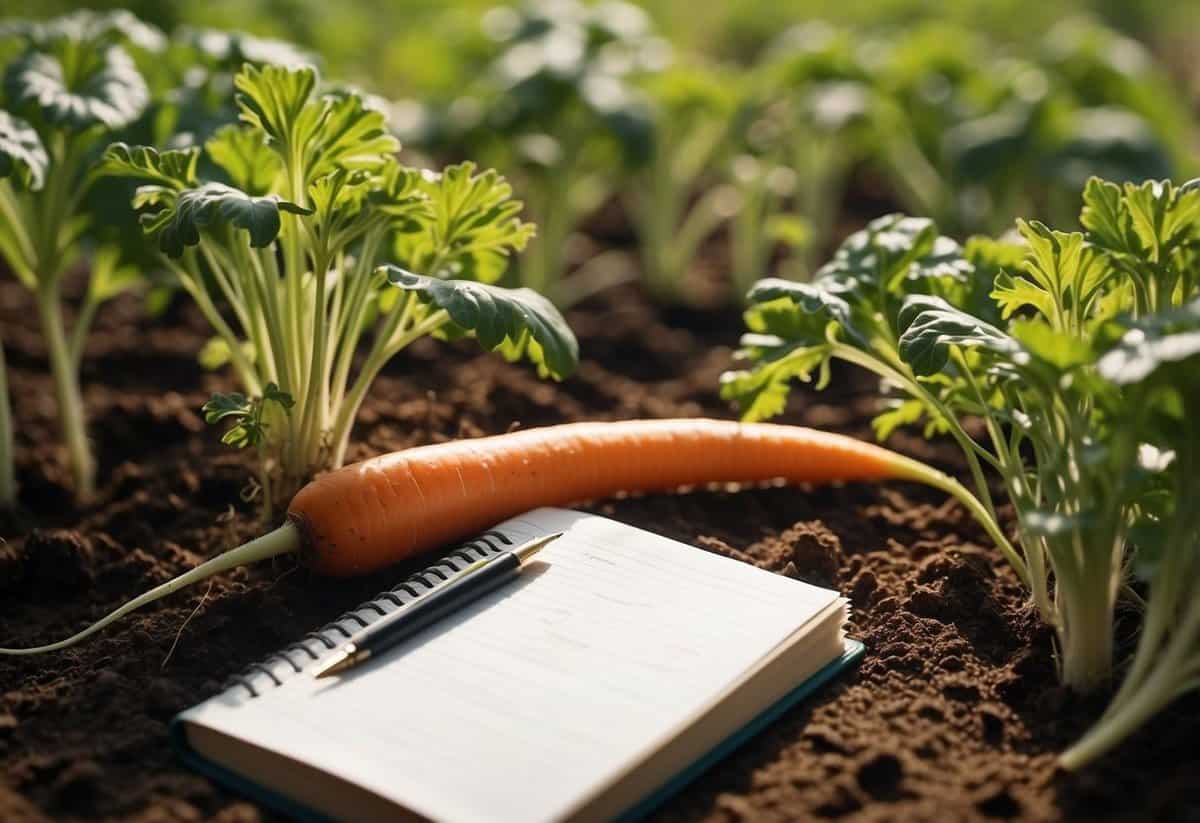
175 508 850 823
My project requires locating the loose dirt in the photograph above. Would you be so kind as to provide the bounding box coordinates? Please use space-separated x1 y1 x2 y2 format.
1 279 1196 822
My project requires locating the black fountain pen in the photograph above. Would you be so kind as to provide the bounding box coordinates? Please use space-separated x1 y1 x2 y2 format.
314 532 562 679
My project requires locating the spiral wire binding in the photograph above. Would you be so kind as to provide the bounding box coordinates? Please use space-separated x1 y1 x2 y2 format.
222 531 514 697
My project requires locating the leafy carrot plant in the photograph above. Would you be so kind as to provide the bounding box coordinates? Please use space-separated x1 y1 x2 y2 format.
104 63 577 515
1058 298 1200 767
625 65 742 304
722 178 1200 694
0 11 162 502
430 0 663 305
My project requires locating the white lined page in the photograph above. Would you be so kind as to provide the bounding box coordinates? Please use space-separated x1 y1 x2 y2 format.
181 508 842 823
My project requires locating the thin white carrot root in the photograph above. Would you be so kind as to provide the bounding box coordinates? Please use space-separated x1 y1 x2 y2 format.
0 523 300 655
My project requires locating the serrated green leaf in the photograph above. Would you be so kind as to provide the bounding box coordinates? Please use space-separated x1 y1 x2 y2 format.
4 43 148 132
719 343 830 422
383 266 578 379
305 91 399 182
964 234 1027 272
1123 179 1200 260
1080 176 1141 255
149 182 312 258
201 383 291 450
871 397 927 441
97 142 198 189
0 109 47 190
394 162 534 283
307 168 374 228
992 269 1056 320
1009 319 1093 370
370 162 432 226
1004 219 1105 327
234 62 320 149
202 391 252 424
204 125 281 195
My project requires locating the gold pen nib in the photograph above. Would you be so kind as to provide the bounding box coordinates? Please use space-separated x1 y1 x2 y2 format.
513 532 563 566
313 643 370 679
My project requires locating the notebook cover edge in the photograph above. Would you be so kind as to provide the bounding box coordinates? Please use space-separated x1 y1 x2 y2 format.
614 637 866 823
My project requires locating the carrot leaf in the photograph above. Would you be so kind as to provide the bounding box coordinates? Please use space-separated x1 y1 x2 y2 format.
145 182 311 257
97 142 199 189
383 266 578 380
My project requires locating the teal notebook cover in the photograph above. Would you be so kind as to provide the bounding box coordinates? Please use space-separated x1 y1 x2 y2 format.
170 638 864 823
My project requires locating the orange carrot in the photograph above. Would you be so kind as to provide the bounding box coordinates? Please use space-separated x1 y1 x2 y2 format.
1 419 1018 654
296 419 907 575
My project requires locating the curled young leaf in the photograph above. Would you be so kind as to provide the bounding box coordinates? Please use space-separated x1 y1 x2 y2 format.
0 109 48 190
897 294 1023 376
720 341 831 422
745 278 854 341
202 383 293 450
148 182 312 257
383 266 578 379
97 142 199 189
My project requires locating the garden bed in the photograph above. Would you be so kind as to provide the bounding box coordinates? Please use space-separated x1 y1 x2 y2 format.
0 278 1197 822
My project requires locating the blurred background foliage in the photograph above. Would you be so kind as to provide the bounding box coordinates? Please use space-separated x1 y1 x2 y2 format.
3 0 1196 306
5 0 1196 103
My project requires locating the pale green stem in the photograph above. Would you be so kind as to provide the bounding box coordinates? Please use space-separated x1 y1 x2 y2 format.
174 267 261 395
68 294 99 373
328 240 381 415
297 248 330 477
36 284 94 501
0 181 36 275
329 308 448 468
1056 563 1117 693
1060 590 1200 769
833 343 1006 529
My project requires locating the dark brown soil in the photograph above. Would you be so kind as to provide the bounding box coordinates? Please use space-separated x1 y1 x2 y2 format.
1 277 1197 823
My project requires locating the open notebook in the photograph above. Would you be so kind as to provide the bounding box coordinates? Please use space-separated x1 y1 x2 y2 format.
173 508 862 823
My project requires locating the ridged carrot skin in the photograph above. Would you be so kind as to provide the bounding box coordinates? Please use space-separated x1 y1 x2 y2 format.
290 419 914 576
